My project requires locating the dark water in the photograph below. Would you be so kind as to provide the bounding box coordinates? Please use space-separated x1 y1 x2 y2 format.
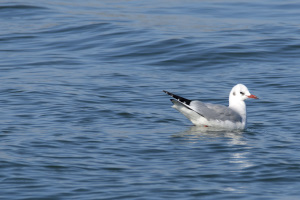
1 0 300 199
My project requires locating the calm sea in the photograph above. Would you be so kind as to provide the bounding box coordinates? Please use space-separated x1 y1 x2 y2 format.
1 0 300 199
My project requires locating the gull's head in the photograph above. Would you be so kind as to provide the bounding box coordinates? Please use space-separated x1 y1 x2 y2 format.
229 84 258 102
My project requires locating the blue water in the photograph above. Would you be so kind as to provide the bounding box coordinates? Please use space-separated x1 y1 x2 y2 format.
1 1 300 199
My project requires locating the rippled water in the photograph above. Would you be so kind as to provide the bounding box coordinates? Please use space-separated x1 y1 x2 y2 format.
1 0 300 199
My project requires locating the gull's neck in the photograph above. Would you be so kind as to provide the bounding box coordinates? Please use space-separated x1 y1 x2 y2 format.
229 97 247 125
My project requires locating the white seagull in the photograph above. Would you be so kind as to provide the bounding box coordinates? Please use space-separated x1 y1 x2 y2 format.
163 84 258 130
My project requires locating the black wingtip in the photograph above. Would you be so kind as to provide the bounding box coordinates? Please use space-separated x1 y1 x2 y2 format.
163 90 192 105
163 90 174 97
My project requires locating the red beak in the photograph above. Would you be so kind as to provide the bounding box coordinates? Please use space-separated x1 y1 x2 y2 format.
247 94 258 99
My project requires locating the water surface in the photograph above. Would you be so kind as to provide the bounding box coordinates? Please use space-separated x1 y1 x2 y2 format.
1 0 300 199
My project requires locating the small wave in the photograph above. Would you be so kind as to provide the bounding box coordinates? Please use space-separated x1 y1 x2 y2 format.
0 4 48 12
0 4 48 10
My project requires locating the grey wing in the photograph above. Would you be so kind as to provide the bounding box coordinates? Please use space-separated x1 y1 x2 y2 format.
190 101 242 122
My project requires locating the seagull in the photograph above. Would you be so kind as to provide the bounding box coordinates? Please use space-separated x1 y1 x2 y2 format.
163 84 258 130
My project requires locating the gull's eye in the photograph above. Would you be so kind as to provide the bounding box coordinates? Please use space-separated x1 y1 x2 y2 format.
240 92 245 95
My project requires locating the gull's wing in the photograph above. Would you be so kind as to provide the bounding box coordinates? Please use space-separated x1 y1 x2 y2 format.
190 101 242 122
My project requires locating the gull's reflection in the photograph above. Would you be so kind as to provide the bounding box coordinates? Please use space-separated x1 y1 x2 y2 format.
172 125 244 139
172 126 254 169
